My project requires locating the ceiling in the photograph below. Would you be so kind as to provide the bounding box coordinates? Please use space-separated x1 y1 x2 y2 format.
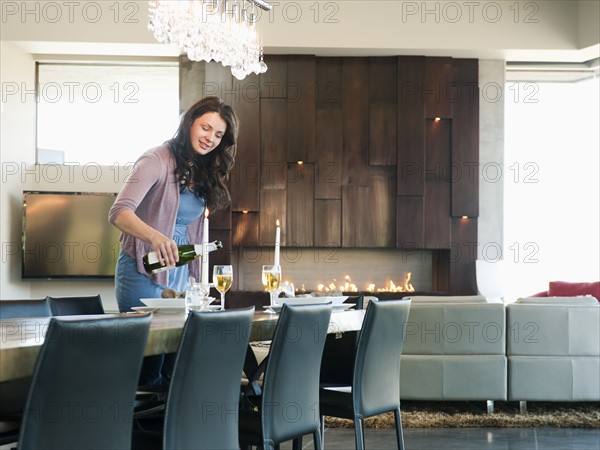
1 1 599 65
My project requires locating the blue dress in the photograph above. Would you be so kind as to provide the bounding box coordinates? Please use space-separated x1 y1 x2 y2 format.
115 188 205 313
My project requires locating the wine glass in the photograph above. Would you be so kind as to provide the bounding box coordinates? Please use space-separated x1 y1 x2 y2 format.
213 265 233 310
261 265 281 313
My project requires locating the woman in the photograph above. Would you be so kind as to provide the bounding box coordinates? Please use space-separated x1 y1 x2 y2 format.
109 96 238 385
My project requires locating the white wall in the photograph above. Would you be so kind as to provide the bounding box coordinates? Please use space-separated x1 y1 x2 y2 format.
478 61 505 261
0 42 126 310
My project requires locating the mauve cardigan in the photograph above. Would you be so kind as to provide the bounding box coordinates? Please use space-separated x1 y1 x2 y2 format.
108 144 204 286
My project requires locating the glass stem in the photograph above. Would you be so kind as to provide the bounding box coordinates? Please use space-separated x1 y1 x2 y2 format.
220 292 225 310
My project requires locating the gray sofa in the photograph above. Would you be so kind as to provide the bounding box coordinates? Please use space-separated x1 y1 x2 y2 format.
399 295 507 409
506 296 600 404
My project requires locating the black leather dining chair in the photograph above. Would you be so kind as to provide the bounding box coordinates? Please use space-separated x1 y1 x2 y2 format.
17 314 152 450
46 294 104 315
0 299 51 319
132 307 255 450
319 299 411 450
0 299 53 446
164 307 255 450
239 303 333 450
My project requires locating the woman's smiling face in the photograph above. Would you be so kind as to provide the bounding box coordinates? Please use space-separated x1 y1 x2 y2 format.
189 112 227 156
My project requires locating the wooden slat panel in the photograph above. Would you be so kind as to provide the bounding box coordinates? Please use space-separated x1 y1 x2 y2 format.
342 167 396 247
314 199 341 247
449 217 478 295
260 55 288 99
370 102 397 166
232 212 259 247
396 196 424 248
342 58 369 186
424 119 451 248
205 61 233 99
260 98 287 190
424 57 453 118
207 229 232 266
397 56 425 196
286 163 315 246
451 82 480 217
230 74 260 211
315 58 342 108
369 57 397 100
369 57 397 166
209 204 231 230
315 108 342 199
316 57 342 107
259 189 286 246
287 55 316 162
452 58 479 84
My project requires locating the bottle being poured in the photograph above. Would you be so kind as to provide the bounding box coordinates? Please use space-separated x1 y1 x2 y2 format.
143 240 223 274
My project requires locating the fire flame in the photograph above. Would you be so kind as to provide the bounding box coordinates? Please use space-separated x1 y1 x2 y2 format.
313 273 415 293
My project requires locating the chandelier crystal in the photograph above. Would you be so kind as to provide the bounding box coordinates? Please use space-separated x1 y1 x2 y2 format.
148 0 269 80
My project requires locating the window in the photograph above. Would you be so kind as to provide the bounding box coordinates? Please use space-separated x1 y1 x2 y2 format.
36 62 179 165
504 74 599 299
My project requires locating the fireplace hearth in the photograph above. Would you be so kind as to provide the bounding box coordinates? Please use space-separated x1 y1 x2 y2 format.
233 247 438 293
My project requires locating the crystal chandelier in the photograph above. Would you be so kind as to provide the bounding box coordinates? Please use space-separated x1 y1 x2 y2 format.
148 0 270 80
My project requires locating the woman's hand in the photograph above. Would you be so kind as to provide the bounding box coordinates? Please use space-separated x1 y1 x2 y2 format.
149 231 179 268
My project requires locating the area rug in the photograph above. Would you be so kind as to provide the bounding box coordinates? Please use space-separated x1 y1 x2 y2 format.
325 401 600 428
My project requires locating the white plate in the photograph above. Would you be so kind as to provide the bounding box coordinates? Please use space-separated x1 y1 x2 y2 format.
263 303 354 313
141 298 185 308
276 296 348 306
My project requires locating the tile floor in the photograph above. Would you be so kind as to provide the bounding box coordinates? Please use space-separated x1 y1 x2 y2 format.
2 426 598 449
282 427 600 450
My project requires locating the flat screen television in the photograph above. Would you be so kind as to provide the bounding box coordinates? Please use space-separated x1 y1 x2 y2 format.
22 191 121 279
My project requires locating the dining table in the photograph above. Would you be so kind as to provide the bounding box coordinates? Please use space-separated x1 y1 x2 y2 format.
0 308 366 383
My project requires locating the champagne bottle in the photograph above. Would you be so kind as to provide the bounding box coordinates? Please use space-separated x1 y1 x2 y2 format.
143 240 223 274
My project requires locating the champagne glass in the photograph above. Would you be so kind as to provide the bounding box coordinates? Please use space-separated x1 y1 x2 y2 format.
213 265 233 310
262 265 281 313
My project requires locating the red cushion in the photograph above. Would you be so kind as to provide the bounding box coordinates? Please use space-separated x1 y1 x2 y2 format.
548 281 600 300
530 290 549 297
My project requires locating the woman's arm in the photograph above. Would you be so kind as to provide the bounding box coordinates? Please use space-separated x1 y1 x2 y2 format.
109 148 179 268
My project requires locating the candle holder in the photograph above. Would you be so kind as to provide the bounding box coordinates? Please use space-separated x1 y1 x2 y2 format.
185 282 212 314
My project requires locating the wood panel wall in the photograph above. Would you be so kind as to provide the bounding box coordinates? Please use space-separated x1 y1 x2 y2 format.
180 55 479 294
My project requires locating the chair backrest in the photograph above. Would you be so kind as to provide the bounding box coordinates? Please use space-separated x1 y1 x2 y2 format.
0 299 51 319
163 307 255 450
261 303 333 445
18 314 152 450
352 299 411 417
46 294 104 316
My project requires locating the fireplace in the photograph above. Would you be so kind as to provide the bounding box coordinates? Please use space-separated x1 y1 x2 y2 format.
232 247 440 294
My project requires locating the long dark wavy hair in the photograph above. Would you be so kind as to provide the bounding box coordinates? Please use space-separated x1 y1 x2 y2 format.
168 96 238 211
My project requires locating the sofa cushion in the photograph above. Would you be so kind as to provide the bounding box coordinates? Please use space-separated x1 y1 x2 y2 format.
409 295 486 303
548 281 600 300
516 296 599 305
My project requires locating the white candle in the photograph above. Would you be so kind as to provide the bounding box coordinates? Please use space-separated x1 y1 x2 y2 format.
201 208 209 285
274 219 280 266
